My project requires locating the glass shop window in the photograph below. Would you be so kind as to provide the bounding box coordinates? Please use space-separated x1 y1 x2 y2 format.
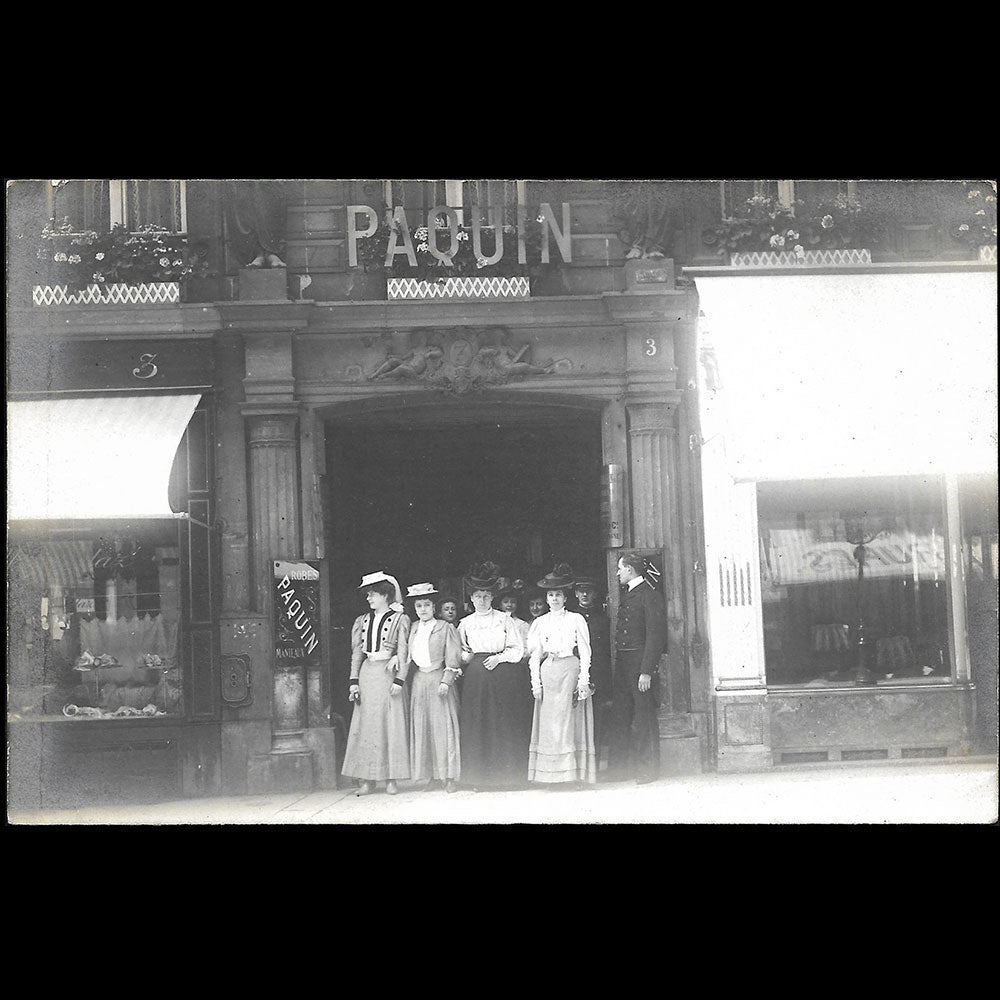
757 476 951 687
7 522 184 721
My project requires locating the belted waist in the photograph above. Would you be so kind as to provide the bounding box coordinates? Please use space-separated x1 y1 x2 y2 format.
473 650 504 656
546 650 577 660
365 651 393 661
410 661 445 673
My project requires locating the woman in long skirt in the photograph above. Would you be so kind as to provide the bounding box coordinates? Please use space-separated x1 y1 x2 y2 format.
405 582 462 792
458 561 530 790
527 563 597 787
341 571 411 796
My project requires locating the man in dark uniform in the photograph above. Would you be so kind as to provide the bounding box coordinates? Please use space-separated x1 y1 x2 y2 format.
573 576 612 767
607 552 668 784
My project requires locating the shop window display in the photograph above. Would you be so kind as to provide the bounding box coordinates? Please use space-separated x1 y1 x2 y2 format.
7 523 183 720
757 476 951 687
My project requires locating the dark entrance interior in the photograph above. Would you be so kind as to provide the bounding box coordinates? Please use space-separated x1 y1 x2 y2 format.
324 399 604 722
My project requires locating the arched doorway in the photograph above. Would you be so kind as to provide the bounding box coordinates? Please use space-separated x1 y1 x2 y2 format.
318 391 608 727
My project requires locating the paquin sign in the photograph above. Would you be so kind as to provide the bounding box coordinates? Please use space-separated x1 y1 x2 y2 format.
273 559 321 665
346 203 573 268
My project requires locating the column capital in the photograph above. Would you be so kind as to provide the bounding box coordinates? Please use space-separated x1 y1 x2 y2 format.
627 402 677 435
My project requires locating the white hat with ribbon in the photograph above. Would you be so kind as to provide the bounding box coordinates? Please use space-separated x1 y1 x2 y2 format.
358 571 404 611
406 582 439 598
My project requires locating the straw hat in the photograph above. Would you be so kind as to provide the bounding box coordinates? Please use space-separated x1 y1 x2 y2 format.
357 571 403 608
406 582 439 598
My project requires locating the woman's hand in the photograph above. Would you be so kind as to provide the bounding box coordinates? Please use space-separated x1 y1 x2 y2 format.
638 673 652 693
483 655 501 670
348 684 360 703
437 683 450 698
389 683 402 698
575 685 591 701
386 655 399 674
532 686 543 701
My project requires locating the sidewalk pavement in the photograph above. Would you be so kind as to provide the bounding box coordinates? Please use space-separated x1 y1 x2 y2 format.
8 756 998 825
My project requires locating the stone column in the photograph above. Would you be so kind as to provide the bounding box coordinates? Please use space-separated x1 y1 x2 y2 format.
245 407 314 792
627 403 701 774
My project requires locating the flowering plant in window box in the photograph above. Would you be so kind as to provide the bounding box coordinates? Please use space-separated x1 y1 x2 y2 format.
950 186 998 249
37 218 209 293
705 193 882 259
356 210 557 281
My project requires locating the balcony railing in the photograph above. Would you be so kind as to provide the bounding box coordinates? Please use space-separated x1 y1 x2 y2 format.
32 281 181 306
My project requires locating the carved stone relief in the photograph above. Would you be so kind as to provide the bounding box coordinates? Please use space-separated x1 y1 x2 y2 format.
361 327 571 395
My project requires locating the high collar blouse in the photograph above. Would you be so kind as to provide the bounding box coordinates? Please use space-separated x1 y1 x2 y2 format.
526 608 592 690
457 609 524 664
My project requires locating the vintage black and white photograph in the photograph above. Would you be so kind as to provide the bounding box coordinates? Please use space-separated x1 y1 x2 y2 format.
6 178 998 825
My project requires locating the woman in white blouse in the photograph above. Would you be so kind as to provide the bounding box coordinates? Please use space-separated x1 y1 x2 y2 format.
526 563 597 787
405 582 462 792
457 561 530 790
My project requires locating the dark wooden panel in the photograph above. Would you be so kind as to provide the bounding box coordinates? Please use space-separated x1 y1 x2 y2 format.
187 499 212 622
188 627 218 719
10 338 214 394
187 408 210 493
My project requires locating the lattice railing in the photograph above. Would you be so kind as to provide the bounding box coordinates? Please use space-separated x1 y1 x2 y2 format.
32 282 181 306
387 276 530 300
729 248 872 267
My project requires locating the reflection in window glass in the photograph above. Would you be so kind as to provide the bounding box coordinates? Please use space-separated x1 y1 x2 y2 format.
7 523 182 720
757 476 950 687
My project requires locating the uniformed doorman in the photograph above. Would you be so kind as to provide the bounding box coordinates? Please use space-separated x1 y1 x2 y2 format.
607 552 668 784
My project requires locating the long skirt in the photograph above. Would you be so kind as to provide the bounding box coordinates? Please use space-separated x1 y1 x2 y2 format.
528 655 597 785
409 667 461 781
342 657 410 781
459 653 533 787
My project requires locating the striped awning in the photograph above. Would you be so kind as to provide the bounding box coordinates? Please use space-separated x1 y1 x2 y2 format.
7 394 201 520
12 540 95 588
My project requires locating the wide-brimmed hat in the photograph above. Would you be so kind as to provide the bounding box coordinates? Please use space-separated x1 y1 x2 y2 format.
537 563 575 590
573 575 603 593
465 561 501 591
406 582 439 599
497 578 525 598
357 571 403 609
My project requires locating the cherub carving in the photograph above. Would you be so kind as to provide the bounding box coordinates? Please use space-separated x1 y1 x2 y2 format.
474 327 556 378
368 331 444 381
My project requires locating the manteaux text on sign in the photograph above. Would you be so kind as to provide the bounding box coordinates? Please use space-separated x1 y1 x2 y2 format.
273 559 321 665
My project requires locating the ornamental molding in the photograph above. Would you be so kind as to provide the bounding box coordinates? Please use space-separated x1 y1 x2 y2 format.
354 327 572 395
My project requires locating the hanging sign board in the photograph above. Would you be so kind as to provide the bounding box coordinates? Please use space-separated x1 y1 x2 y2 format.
601 464 625 548
273 559 321 666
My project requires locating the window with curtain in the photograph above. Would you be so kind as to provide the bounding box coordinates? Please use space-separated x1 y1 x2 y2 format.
384 179 524 225
757 476 951 687
50 180 186 233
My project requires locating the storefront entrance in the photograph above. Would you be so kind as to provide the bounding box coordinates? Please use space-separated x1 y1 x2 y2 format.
323 398 605 725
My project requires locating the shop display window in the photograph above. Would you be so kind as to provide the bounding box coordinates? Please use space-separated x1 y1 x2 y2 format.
757 476 951 687
8 522 183 721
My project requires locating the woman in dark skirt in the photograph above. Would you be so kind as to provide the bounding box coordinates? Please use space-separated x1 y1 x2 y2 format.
457 562 531 789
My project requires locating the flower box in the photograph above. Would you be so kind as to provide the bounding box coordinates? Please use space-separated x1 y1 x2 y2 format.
386 275 531 301
32 281 181 306
729 248 872 267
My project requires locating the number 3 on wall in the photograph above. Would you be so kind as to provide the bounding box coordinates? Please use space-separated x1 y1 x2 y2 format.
132 353 159 379
645 338 657 357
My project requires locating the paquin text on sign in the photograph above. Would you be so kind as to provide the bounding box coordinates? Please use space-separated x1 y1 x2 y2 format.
273 560 321 662
346 203 573 268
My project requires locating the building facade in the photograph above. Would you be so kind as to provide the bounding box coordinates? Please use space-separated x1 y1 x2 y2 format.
7 179 997 807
